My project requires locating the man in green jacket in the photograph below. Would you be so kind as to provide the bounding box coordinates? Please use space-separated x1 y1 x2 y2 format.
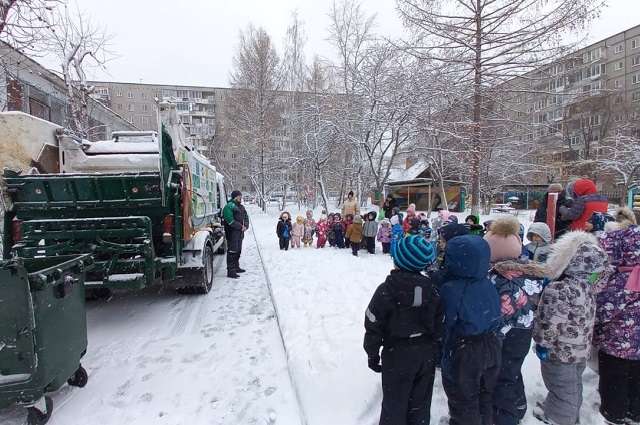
223 190 249 278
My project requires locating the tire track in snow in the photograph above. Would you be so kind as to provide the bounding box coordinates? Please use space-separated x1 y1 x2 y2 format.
171 253 225 338
191 254 224 334
251 228 308 425
170 297 197 337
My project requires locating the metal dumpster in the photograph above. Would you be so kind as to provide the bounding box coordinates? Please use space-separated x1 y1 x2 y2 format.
0 254 94 425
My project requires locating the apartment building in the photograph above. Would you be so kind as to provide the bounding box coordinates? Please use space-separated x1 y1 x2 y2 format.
500 24 640 191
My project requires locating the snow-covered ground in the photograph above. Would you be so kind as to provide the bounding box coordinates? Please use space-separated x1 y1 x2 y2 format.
0 204 607 424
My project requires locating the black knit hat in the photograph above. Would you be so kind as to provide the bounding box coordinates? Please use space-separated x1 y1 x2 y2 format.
394 235 435 271
230 190 242 200
440 223 469 242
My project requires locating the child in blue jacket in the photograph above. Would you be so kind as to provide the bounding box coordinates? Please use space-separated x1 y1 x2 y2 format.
440 235 502 425
389 215 404 258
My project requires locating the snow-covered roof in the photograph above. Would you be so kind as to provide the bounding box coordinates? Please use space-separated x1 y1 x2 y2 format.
387 160 429 183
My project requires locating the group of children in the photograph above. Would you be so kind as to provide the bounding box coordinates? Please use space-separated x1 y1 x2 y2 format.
276 209 385 256
364 206 640 425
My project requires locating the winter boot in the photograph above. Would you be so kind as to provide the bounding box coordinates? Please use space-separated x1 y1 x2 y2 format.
236 267 246 273
227 253 239 278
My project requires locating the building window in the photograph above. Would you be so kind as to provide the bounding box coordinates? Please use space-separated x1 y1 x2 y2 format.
127 92 134 98
162 89 176 98
614 114 623 122
141 92 147 99
177 90 189 98
588 115 601 126
117 103 122 110
633 92 640 102
231 153 237 159
190 91 202 99
231 164 237 170
615 44 623 54
633 74 640 84
141 104 148 112
634 56 640 67
587 63 605 77
116 91 122 97
96 87 108 95
570 135 579 146
615 78 622 88
615 61 623 71
142 117 149 124
128 104 134 111
633 38 640 49
128 116 135 124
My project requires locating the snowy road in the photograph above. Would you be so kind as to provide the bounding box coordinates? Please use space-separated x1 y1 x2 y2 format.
0 222 302 425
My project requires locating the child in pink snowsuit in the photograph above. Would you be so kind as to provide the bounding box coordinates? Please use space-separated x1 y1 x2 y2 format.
316 214 328 248
291 216 305 248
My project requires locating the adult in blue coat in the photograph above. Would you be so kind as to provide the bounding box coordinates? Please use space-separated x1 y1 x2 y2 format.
441 235 502 425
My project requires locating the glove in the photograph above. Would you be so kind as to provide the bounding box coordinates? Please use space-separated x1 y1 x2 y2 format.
368 355 382 373
535 344 548 361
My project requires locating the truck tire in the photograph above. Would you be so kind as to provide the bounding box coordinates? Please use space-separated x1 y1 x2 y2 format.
194 243 214 294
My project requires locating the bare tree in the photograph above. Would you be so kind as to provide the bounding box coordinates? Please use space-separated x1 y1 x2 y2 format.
599 122 640 203
281 10 308 209
225 25 283 211
45 4 114 138
0 0 61 52
327 0 376 207
396 0 603 213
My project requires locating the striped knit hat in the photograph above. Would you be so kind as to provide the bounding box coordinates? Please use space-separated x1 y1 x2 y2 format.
394 235 435 272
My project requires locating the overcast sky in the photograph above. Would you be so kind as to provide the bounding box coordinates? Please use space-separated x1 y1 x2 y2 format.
60 0 640 88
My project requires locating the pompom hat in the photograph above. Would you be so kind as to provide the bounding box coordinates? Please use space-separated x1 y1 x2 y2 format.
394 235 435 271
483 216 522 262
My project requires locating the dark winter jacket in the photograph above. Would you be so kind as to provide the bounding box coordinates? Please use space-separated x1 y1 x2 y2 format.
533 232 607 363
464 214 483 235
364 270 444 359
488 258 551 337
559 179 608 231
441 235 501 377
382 198 397 219
534 191 572 238
276 217 292 238
594 225 640 360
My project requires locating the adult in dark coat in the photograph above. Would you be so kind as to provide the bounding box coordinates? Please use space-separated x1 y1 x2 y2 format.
382 195 397 219
223 190 249 278
534 183 572 239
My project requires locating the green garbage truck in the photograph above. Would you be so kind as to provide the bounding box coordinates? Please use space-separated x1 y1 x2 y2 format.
1 103 227 294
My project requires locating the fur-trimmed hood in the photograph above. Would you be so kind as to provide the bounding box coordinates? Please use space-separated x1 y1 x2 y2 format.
605 206 637 232
493 258 551 278
545 231 607 279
